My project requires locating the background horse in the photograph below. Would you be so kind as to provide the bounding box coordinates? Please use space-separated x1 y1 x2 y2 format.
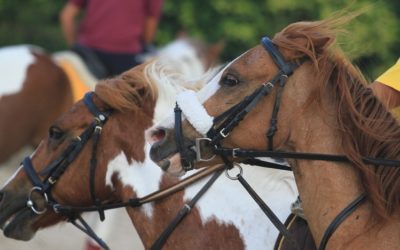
0 37 223 166
0 58 297 249
149 15 400 249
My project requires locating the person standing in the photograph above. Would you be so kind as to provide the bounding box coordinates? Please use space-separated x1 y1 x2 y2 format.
59 0 164 78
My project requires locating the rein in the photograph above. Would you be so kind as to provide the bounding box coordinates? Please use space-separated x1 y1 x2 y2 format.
21 91 223 249
172 36 388 249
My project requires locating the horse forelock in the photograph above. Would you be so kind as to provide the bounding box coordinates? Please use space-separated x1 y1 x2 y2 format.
93 62 156 113
274 16 400 220
145 59 219 124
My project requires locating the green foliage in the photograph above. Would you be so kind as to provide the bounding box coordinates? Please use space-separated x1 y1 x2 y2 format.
158 0 399 80
0 0 65 51
0 0 398 79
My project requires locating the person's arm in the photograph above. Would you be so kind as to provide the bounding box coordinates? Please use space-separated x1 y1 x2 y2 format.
142 0 164 48
142 16 159 45
370 81 400 110
59 2 81 46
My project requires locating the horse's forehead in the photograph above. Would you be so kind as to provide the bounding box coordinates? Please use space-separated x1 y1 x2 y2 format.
0 45 39 97
196 48 262 102
230 46 269 71
55 101 91 128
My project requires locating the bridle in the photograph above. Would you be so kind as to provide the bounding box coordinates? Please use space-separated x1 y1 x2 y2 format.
23 92 110 216
22 92 111 247
173 36 400 249
20 91 224 250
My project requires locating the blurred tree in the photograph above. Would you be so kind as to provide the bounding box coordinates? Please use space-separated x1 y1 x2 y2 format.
0 0 65 52
158 0 399 79
0 0 398 79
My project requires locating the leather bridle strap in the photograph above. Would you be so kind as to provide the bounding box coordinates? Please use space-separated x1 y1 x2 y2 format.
214 147 400 167
174 103 195 171
208 80 278 145
242 158 292 171
52 164 224 214
89 125 105 220
150 168 224 249
318 194 367 250
22 91 111 249
261 37 294 75
236 172 300 250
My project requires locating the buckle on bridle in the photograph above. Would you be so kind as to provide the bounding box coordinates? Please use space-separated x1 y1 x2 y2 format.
232 148 240 158
219 128 230 138
53 204 61 213
48 176 57 185
26 186 49 215
95 125 103 133
264 81 274 89
195 138 216 162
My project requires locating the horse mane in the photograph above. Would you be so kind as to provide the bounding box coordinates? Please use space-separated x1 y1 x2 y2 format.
273 15 400 220
94 59 214 112
93 62 154 112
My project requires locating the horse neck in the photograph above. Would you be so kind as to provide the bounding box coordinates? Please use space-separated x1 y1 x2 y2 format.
287 100 396 248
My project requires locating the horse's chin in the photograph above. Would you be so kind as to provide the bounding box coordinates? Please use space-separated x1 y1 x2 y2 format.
1 209 36 241
157 153 187 177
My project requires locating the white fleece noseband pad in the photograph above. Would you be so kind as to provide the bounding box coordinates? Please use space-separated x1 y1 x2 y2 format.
176 90 214 135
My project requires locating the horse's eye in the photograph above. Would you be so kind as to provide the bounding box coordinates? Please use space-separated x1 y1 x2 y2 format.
221 74 239 87
49 126 64 140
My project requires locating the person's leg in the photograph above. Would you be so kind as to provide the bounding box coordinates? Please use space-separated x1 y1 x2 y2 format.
92 50 140 77
70 44 109 79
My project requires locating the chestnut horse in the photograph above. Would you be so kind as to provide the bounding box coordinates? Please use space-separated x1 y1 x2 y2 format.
0 38 223 165
0 59 297 249
149 16 400 249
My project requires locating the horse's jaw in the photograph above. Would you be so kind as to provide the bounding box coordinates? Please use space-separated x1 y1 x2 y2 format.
159 153 186 177
148 141 184 177
2 209 36 241
0 192 37 241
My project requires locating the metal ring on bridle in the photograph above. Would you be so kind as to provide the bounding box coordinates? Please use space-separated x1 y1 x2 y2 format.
27 186 49 215
225 163 243 180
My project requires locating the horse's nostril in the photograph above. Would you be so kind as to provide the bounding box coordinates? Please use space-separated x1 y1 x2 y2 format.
151 128 166 142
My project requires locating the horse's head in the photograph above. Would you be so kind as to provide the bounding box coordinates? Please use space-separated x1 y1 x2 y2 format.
0 61 167 241
149 19 344 176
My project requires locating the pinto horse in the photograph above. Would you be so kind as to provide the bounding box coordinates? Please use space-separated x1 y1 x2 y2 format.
0 59 297 249
0 45 75 164
0 38 223 165
149 16 400 249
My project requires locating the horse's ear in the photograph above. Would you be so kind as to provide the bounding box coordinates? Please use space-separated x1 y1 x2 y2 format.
275 20 338 61
311 36 334 54
206 40 225 67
